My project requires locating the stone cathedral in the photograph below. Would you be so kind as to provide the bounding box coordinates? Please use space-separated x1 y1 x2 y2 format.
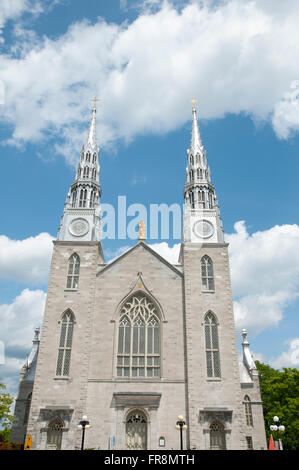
11 103 267 450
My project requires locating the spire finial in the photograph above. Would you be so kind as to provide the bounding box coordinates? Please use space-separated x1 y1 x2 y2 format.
91 96 100 111
189 98 202 153
189 98 198 111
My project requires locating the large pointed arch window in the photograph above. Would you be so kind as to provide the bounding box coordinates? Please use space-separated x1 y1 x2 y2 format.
56 310 75 377
117 295 161 378
204 312 221 378
201 255 214 291
66 253 80 289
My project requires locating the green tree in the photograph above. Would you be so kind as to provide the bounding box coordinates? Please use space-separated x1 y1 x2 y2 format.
0 379 14 443
256 361 299 450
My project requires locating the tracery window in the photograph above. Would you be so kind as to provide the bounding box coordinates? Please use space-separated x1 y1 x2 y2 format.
117 295 161 378
204 312 221 378
56 310 75 377
244 395 253 426
201 255 214 291
66 253 80 289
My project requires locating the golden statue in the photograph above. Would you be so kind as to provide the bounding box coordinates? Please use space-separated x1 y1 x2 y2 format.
138 220 146 240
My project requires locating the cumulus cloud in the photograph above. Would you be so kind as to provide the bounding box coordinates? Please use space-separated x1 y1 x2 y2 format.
270 338 299 369
226 221 299 336
149 241 181 264
0 0 299 163
0 0 45 40
0 232 54 284
0 288 46 394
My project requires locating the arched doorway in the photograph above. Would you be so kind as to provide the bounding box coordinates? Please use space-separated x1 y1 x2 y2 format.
126 410 147 450
209 420 226 450
46 417 63 450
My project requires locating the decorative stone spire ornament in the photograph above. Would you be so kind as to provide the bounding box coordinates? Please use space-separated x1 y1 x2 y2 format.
242 329 257 375
182 101 224 243
57 100 102 242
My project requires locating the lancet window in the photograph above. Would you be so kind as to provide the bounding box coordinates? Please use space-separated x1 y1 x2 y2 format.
66 253 80 289
244 395 253 426
56 310 75 377
204 312 221 378
117 294 161 379
79 189 87 207
201 255 214 291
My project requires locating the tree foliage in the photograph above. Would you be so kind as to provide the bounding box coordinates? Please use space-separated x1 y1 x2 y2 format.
0 379 14 443
256 361 299 450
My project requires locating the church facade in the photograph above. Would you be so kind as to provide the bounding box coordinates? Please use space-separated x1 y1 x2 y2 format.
11 103 267 450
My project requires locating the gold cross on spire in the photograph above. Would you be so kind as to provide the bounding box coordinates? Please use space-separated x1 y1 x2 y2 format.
189 98 198 110
91 97 100 110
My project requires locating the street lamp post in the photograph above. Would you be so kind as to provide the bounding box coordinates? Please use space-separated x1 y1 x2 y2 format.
270 416 285 450
175 415 187 450
78 415 90 450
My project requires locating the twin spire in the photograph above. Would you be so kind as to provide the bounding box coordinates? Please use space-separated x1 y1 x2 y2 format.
190 99 202 156
85 98 99 150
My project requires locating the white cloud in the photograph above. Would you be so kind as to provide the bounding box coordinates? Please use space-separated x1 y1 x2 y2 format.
226 221 299 336
0 232 54 284
149 241 181 264
0 0 299 164
272 80 299 139
0 0 44 38
270 338 299 370
0 288 46 395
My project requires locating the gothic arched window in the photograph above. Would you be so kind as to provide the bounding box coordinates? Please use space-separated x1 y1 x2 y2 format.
56 310 75 377
117 295 161 379
66 253 80 289
244 395 253 426
201 255 214 291
204 312 221 378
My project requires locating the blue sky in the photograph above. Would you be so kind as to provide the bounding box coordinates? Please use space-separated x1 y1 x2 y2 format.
0 0 299 395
